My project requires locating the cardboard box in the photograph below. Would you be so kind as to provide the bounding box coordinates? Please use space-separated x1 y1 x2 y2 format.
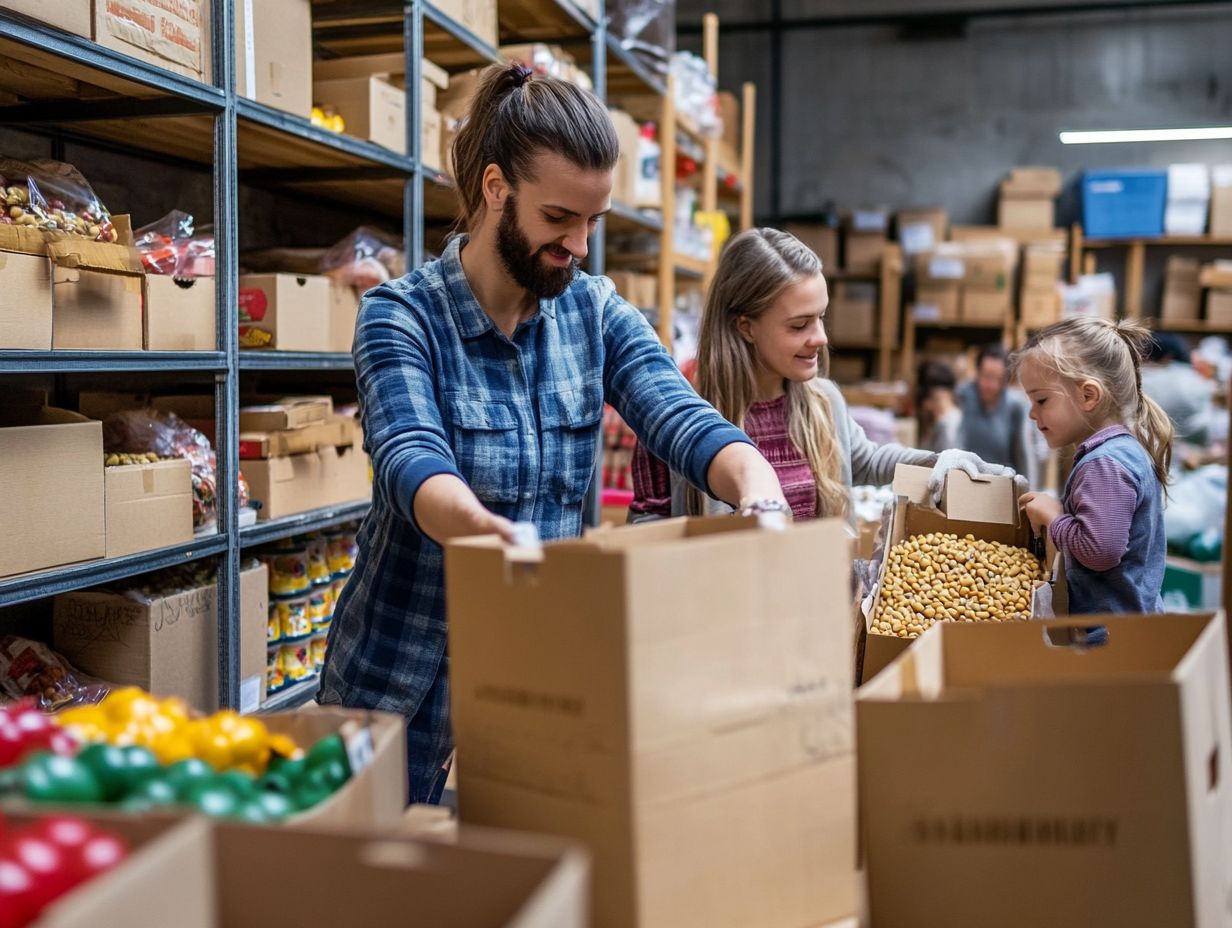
49 236 146 350
1162 256 1202 322
312 75 406 154
913 285 960 323
236 0 312 118
857 612 1232 928
433 0 498 47
238 273 331 351
998 195 1054 231
422 103 443 167
328 281 360 354
243 435 371 520
0 248 52 349
860 465 1062 684
0 0 91 37
53 564 267 712
104 459 193 558
827 354 866 384
93 0 208 82
786 223 839 273
960 240 1016 291
0 405 104 578
830 280 877 343
844 230 885 274
1000 166 1063 198
1210 165 1232 237
239 396 333 431
1021 244 1065 290
1019 289 1061 328
607 271 657 309
896 207 948 256
44 816 585 928
447 517 859 928
610 108 642 206
961 288 1010 323
144 274 215 350
240 416 351 459
1207 288 1232 327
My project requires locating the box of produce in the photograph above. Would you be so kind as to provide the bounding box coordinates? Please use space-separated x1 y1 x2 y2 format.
857 612 1231 928
103 456 193 558
859 464 1064 683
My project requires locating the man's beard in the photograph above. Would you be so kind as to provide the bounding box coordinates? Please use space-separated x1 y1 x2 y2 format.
496 195 579 299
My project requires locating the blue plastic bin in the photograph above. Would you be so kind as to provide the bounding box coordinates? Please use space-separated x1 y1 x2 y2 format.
1082 169 1168 238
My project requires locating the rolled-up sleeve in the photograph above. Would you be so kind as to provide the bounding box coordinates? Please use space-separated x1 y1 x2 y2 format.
353 289 463 530
600 292 750 496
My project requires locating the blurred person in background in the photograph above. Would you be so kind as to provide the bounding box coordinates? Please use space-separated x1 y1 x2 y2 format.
957 343 1039 489
1140 332 1215 447
917 360 962 453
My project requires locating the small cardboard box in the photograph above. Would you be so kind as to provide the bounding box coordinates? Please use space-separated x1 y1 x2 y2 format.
433 0 498 46
49 236 146 350
0 405 104 578
857 612 1232 928
312 75 406 154
0 0 92 37
960 238 1016 291
94 0 208 82
239 417 350 459
844 230 886 274
609 108 642 206
1207 289 1232 327
0 247 53 349
1210 165 1232 237
827 354 866 384
1000 166 1063 198
998 196 1054 231
1019 288 1061 328
895 207 948 256
830 280 877 343
1162 256 1202 322
422 103 443 167
44 816 585 928
236 0 312 118
53 564 268 713
859 464 1062 684
1021 244 1065 290
447 517 859 928
104 458 193 558
144 275 216 350
243 435 371 520
238 273 331 351
239 396 333 431
913 285 960 323
786 223 839 272
607 271 657 309
961 287 1010 323
328 281 360 354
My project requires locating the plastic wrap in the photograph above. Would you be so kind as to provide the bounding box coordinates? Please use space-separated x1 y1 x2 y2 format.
320 226 406 290
102 409 250 528
607 0 675 69
0 158 116 242
134 209 216 277
0 637 110 711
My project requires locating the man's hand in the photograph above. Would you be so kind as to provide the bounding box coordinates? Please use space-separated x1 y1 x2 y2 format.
1019 491 1063 534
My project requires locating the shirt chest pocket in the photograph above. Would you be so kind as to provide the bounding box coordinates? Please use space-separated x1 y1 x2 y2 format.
538 382 603 503
448 397 519 504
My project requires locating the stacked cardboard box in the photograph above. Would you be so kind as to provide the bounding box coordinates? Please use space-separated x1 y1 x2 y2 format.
607 270 658 310
958 236 1017 323
1019 242 1065 328
913 244 964 322
1161 256 1202 323
786 222 839 273
829 281 878 344
843 210 889 274
447 518 859 928
238 273 333 351
998 166 1061 231
610 108 643 206
1165 164 1210 236
1200 261 1232 326
1211 165 1232 237
145 276 216 350
434 0 498 47
895 207 948 257
237 0 312 118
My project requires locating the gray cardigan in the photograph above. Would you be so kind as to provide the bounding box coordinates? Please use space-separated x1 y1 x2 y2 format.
652 379 937 520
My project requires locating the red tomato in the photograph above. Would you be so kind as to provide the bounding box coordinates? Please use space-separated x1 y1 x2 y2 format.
0 859 37 928
10 835 80 910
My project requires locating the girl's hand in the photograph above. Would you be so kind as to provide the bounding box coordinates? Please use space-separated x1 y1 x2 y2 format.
1019 491 1063 534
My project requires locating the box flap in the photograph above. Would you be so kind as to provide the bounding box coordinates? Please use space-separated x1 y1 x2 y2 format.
891 464 933 505
47 236 144 276
890 464 1018 525
0 223 53 257
1000 166 1062 198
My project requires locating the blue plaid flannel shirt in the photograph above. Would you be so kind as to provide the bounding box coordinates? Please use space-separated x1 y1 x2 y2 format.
319 235 750 718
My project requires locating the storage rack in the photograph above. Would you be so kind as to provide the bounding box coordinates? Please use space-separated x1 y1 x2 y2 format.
0 2 754 713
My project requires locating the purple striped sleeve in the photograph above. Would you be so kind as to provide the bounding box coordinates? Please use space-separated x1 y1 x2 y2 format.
1049 457 1138 572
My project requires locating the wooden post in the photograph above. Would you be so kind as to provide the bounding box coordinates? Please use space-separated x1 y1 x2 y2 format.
1069 222 1083 285
740 82 756 232
879 244 902 383
657 75 677 349
1125 240 1145 320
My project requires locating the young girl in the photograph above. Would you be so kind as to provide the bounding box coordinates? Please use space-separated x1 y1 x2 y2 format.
1014 318 1173 614
629 227 1012 522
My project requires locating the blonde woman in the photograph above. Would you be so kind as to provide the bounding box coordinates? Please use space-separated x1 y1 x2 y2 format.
630 228 1015 521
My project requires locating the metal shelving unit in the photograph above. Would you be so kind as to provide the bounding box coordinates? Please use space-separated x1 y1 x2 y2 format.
0 0 746 711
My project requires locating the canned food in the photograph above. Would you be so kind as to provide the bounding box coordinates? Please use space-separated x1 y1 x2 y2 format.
264 546 310 597
274 596 313 640
310 632 328 672
330 574 348 612
305 534 332 586
278 639 314 682
308 586 333 627
267 646 286 694
325 529 358 575
266 605 282 643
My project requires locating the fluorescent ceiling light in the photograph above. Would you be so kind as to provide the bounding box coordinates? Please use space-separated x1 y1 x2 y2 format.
1059 127 1232 145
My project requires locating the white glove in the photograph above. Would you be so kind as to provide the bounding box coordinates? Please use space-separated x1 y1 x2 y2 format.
927 450 1013 504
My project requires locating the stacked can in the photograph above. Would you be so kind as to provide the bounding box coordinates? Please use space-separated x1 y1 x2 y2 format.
259 524 359 696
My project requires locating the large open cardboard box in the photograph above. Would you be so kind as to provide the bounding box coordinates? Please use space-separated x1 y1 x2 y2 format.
857 612 1232 928
447 516 859 928
859 464 1064 684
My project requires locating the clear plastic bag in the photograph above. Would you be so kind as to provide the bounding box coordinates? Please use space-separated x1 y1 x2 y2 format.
135 210 216 277
102 408 250 528
320 226 406 291
0 637 111 711
0 158 117 242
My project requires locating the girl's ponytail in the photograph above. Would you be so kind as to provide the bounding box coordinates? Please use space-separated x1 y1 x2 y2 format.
1114 320 1174 488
